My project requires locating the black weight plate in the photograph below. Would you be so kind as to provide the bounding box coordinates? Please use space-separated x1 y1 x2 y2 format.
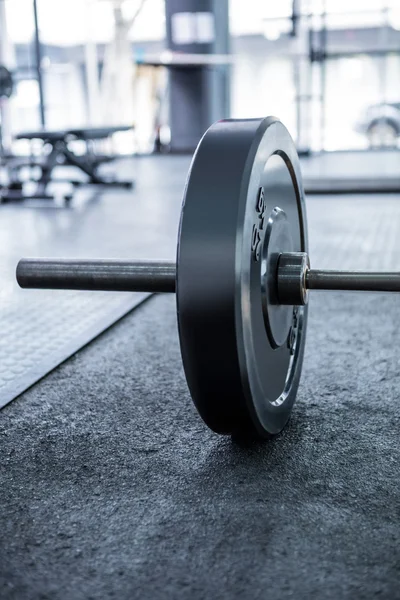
176 117 308 437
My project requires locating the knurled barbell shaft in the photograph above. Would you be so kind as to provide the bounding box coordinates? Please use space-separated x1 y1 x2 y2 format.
16 258 176 293
16 256 400 301
306 270 400 292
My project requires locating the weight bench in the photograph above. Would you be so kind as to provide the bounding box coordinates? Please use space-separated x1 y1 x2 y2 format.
0 125 134 203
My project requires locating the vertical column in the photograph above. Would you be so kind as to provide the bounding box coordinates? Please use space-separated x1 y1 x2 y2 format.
33 0 45 127
84 0 101 125
165 0 230 152
0 0 16 153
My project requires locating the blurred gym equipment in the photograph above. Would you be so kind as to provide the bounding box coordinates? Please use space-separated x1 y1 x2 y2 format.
0 65 13 99
1 125 134 203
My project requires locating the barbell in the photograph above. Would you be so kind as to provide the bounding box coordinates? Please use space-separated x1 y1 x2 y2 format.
16 117 400 437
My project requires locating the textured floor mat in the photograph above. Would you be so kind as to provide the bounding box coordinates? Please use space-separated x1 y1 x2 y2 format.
0 156 183 409
0 289 150 409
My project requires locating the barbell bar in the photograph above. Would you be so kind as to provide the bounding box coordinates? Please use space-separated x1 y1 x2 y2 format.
15 116 400 438
16 257 400 302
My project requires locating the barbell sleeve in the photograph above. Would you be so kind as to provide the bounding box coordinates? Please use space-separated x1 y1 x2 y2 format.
16 258 176 293
306 270 400 293
277 252 400 305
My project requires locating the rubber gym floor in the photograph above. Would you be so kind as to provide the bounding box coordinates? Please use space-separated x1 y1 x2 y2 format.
1 153 400 599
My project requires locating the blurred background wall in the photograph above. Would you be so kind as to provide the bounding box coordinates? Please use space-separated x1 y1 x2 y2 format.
1 0 399 153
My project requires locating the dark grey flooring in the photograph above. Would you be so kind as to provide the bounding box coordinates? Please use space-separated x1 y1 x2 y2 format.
1 155 400 599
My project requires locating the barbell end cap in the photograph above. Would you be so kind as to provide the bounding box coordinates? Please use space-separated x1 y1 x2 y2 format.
16 259 31 289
